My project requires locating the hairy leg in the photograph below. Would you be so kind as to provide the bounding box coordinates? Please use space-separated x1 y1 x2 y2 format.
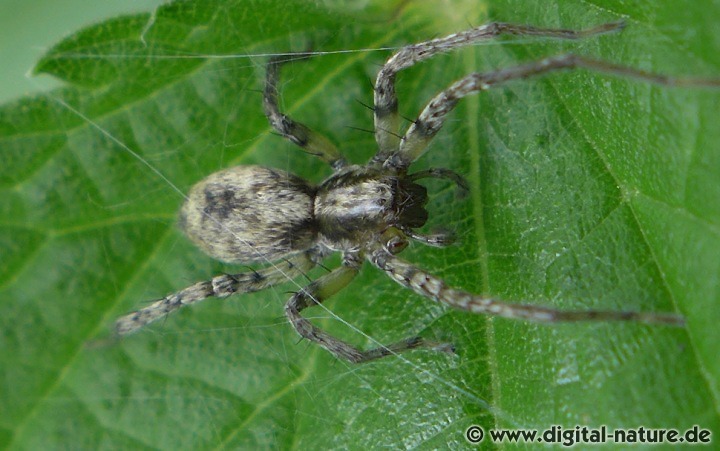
285 263 453 363
386 53 720 170
115 252 317 336
369 247 684 326
408 168 469 196
371 21 626 164
263 55 347 169
402 229 456 248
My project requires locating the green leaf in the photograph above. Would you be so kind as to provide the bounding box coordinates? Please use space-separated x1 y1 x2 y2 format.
2 0 719 448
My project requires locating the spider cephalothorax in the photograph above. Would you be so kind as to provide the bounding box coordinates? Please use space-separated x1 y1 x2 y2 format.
314 167 431 249
114 20 717 363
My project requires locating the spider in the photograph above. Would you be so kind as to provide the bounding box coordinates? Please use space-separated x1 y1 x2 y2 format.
114 20 717 363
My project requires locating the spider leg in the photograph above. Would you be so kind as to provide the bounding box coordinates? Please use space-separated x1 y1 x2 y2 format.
371 21 626 164
285 261 454 363
115 251 317 336
402 228 456 248
387 53 720 170
264 56 347 170
408 168 469 197
369 247 685 326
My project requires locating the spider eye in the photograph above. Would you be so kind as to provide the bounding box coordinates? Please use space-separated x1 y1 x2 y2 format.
386 236 408 254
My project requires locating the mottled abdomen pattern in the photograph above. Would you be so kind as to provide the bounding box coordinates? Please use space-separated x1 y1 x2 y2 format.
179 165 316 263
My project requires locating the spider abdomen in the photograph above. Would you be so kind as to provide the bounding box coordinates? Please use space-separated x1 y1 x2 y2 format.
179 165 317 263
